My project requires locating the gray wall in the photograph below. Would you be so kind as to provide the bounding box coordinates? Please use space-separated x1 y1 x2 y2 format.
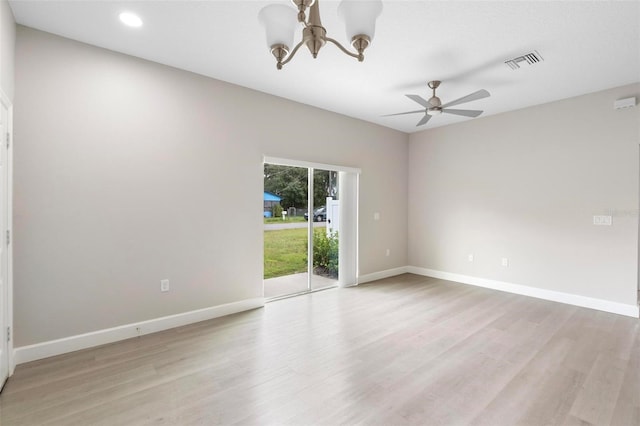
0 0 14 100
14 27 409 346
13 24 639 348
408 84 640 307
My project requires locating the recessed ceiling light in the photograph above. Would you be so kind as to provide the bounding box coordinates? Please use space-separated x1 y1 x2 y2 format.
119 12 143 28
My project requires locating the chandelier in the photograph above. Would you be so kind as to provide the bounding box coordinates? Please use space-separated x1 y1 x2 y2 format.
258 0 383 70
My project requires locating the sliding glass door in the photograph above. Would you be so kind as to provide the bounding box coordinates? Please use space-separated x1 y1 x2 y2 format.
263 158 358 299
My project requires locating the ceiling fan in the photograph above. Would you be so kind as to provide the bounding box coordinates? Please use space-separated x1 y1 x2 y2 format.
384 81 490 127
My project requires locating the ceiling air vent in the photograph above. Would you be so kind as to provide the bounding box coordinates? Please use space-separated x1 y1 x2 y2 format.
505 50 543 70
614 97 636 110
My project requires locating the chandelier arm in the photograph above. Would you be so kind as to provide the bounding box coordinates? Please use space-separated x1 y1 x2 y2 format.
279 40 306 68
324 37 363 61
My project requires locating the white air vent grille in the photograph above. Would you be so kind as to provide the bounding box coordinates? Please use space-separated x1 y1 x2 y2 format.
505 50 544 70
614 97 636 110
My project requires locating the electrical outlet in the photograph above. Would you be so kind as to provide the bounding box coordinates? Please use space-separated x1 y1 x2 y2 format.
468 254 474 262
160 279 170 292
501 258 509 267
386 248 391 257
374 212 380 221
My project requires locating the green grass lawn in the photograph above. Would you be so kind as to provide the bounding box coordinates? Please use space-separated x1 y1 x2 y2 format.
264 228 308 279
264 216 307 224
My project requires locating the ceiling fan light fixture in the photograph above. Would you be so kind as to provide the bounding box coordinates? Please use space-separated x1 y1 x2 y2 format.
350 34 370 58
258 4 298 52
293 0 316 7
338 0 383 44
259 0 382 70
427 108 442 116
292 0 316 21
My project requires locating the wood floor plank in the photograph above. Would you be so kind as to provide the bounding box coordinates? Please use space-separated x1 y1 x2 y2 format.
1 274 638 425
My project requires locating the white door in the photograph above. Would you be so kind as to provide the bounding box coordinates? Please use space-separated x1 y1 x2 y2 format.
0 101 9 390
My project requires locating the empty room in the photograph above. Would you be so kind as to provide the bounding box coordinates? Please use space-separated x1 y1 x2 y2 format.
0 0 639 424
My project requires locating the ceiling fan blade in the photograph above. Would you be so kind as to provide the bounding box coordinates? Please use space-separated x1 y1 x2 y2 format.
440 89 490 108
416 114 432 126
381 109 426 117
406 94 431 108
442 108 484 118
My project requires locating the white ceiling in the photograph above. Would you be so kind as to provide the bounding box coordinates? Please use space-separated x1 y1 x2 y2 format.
9 0 640 134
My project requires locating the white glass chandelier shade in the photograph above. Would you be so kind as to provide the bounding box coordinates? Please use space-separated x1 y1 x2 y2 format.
258 4 298 49
337 0 383 43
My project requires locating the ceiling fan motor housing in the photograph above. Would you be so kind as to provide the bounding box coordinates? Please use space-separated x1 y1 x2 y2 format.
428 96 442 107
427 80 442 107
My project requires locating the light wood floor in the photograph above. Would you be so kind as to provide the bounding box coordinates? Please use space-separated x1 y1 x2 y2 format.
1 274 639 425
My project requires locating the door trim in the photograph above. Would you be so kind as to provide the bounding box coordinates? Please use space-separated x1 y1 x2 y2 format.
264 156 361 174
0 88 13 377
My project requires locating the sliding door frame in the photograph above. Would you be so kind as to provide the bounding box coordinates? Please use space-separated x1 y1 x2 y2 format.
263 156 361 296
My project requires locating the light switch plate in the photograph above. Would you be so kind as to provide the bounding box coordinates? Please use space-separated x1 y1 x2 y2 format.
593 215 612 226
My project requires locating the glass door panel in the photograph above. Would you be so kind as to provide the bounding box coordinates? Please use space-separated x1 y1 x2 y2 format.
263 163 309 298
311 169 339 291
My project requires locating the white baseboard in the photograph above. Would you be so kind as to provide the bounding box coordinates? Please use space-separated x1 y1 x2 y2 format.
12 268 639 365
358 266 409 284
407 266 639 318
14 297 265 365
